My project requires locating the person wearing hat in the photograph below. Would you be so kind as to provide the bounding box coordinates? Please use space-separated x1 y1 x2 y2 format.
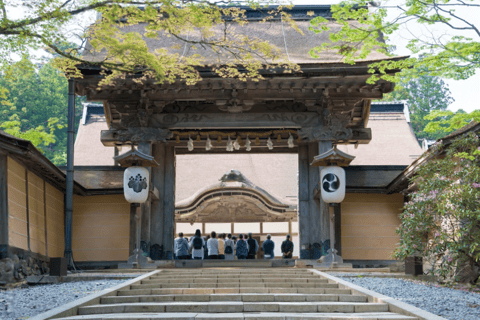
281 234 294 259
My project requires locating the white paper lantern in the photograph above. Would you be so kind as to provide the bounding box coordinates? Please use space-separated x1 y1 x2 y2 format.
320 166 345 203
124 166 149 203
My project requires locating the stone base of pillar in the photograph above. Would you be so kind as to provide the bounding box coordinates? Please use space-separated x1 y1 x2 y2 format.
317 248 349 268
118 249 159 269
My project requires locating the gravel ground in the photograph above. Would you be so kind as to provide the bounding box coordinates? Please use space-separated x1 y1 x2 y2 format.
338 276 480 320
0 279 134 320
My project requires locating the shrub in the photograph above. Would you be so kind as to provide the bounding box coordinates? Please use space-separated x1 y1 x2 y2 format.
394 133 480 283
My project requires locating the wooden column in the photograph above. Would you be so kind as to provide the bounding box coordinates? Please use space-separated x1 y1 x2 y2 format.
129 203 137 254
298 144 310 259
334 203 342 256
162 145 175 260
298 141 332 259
308 142 321 248
0 154 9 259
138 142 152 250
318 141 332 244
150 142 165 257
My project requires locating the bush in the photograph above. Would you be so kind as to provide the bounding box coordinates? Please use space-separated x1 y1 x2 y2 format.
394 133 480 283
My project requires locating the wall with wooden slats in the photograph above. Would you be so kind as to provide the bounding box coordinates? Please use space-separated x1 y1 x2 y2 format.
7 157 65 257
341 193 403 260
27 172 46 255
46 183 64 257
72 195 130 261
7 157 28 250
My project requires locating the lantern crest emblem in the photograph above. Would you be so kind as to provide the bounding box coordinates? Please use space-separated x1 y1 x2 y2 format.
322 173 340 193
128 174 148 193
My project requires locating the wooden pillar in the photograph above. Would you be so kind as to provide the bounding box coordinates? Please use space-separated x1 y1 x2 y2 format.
298 141 332 259
0 154 9 259
308 142 321 248
231 222 234 235
129 203 137 254
138 142 152 251
298 144 310 259
334 203 342 256
318 141 332 244
150 142 165 257
162 145 175 260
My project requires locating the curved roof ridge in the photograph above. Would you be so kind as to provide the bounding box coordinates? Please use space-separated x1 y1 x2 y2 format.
176 169 291 209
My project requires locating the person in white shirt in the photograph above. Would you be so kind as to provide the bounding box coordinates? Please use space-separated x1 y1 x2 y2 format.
207 231 219 259
189 229 205 259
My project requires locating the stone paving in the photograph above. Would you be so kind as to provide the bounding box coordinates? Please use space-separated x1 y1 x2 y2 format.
51 268 420 320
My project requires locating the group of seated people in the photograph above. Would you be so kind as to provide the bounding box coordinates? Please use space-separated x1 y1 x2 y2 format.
174 229 294 260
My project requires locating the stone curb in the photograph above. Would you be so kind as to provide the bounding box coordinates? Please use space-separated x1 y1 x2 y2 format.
310 269 446 320
29 270 161 320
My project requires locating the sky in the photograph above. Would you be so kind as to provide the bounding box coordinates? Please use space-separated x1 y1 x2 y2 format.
292 0 480 113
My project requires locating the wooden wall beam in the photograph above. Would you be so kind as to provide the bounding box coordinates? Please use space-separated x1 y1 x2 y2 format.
0 154 9 259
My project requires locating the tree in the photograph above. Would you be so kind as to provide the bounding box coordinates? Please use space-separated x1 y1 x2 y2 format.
0 0 297 84
0 58 83 165
309 0 480 83
425 108 480 135
394 133 480 283
383 71 455 140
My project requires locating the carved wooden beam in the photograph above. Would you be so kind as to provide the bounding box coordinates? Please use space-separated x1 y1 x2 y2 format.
86 88 384 102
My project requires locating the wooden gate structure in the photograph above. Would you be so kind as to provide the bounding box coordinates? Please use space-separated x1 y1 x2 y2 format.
74 5 403 259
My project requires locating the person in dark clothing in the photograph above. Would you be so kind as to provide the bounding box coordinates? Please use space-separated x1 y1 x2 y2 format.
262 234 275 259
281 234 294 259
203 235 210 259
235 234 248 259
246 232 259 259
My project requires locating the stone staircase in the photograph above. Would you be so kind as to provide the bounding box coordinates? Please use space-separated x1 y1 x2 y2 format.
58 268 418 320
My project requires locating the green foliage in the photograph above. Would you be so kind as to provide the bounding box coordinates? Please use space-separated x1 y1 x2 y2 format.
395 133 480 281
425 109 480 136
0 58 83 165
309 0 480 82
383 70 454 140
0 1 298 84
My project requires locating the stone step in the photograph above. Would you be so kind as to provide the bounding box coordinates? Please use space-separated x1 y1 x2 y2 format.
101 294 368 304
142 278 329 284
149 275 322 280
129 283 339 290
117 288 353 296
158 268 312 274
151 273 316 278
78 302 390 315
56 312 419 320
161 268 312 275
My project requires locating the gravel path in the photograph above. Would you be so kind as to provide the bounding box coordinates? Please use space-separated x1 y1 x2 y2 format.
338 276 480 320
0 279 134 320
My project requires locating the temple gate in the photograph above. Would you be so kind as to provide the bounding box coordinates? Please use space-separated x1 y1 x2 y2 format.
74 6 400 259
